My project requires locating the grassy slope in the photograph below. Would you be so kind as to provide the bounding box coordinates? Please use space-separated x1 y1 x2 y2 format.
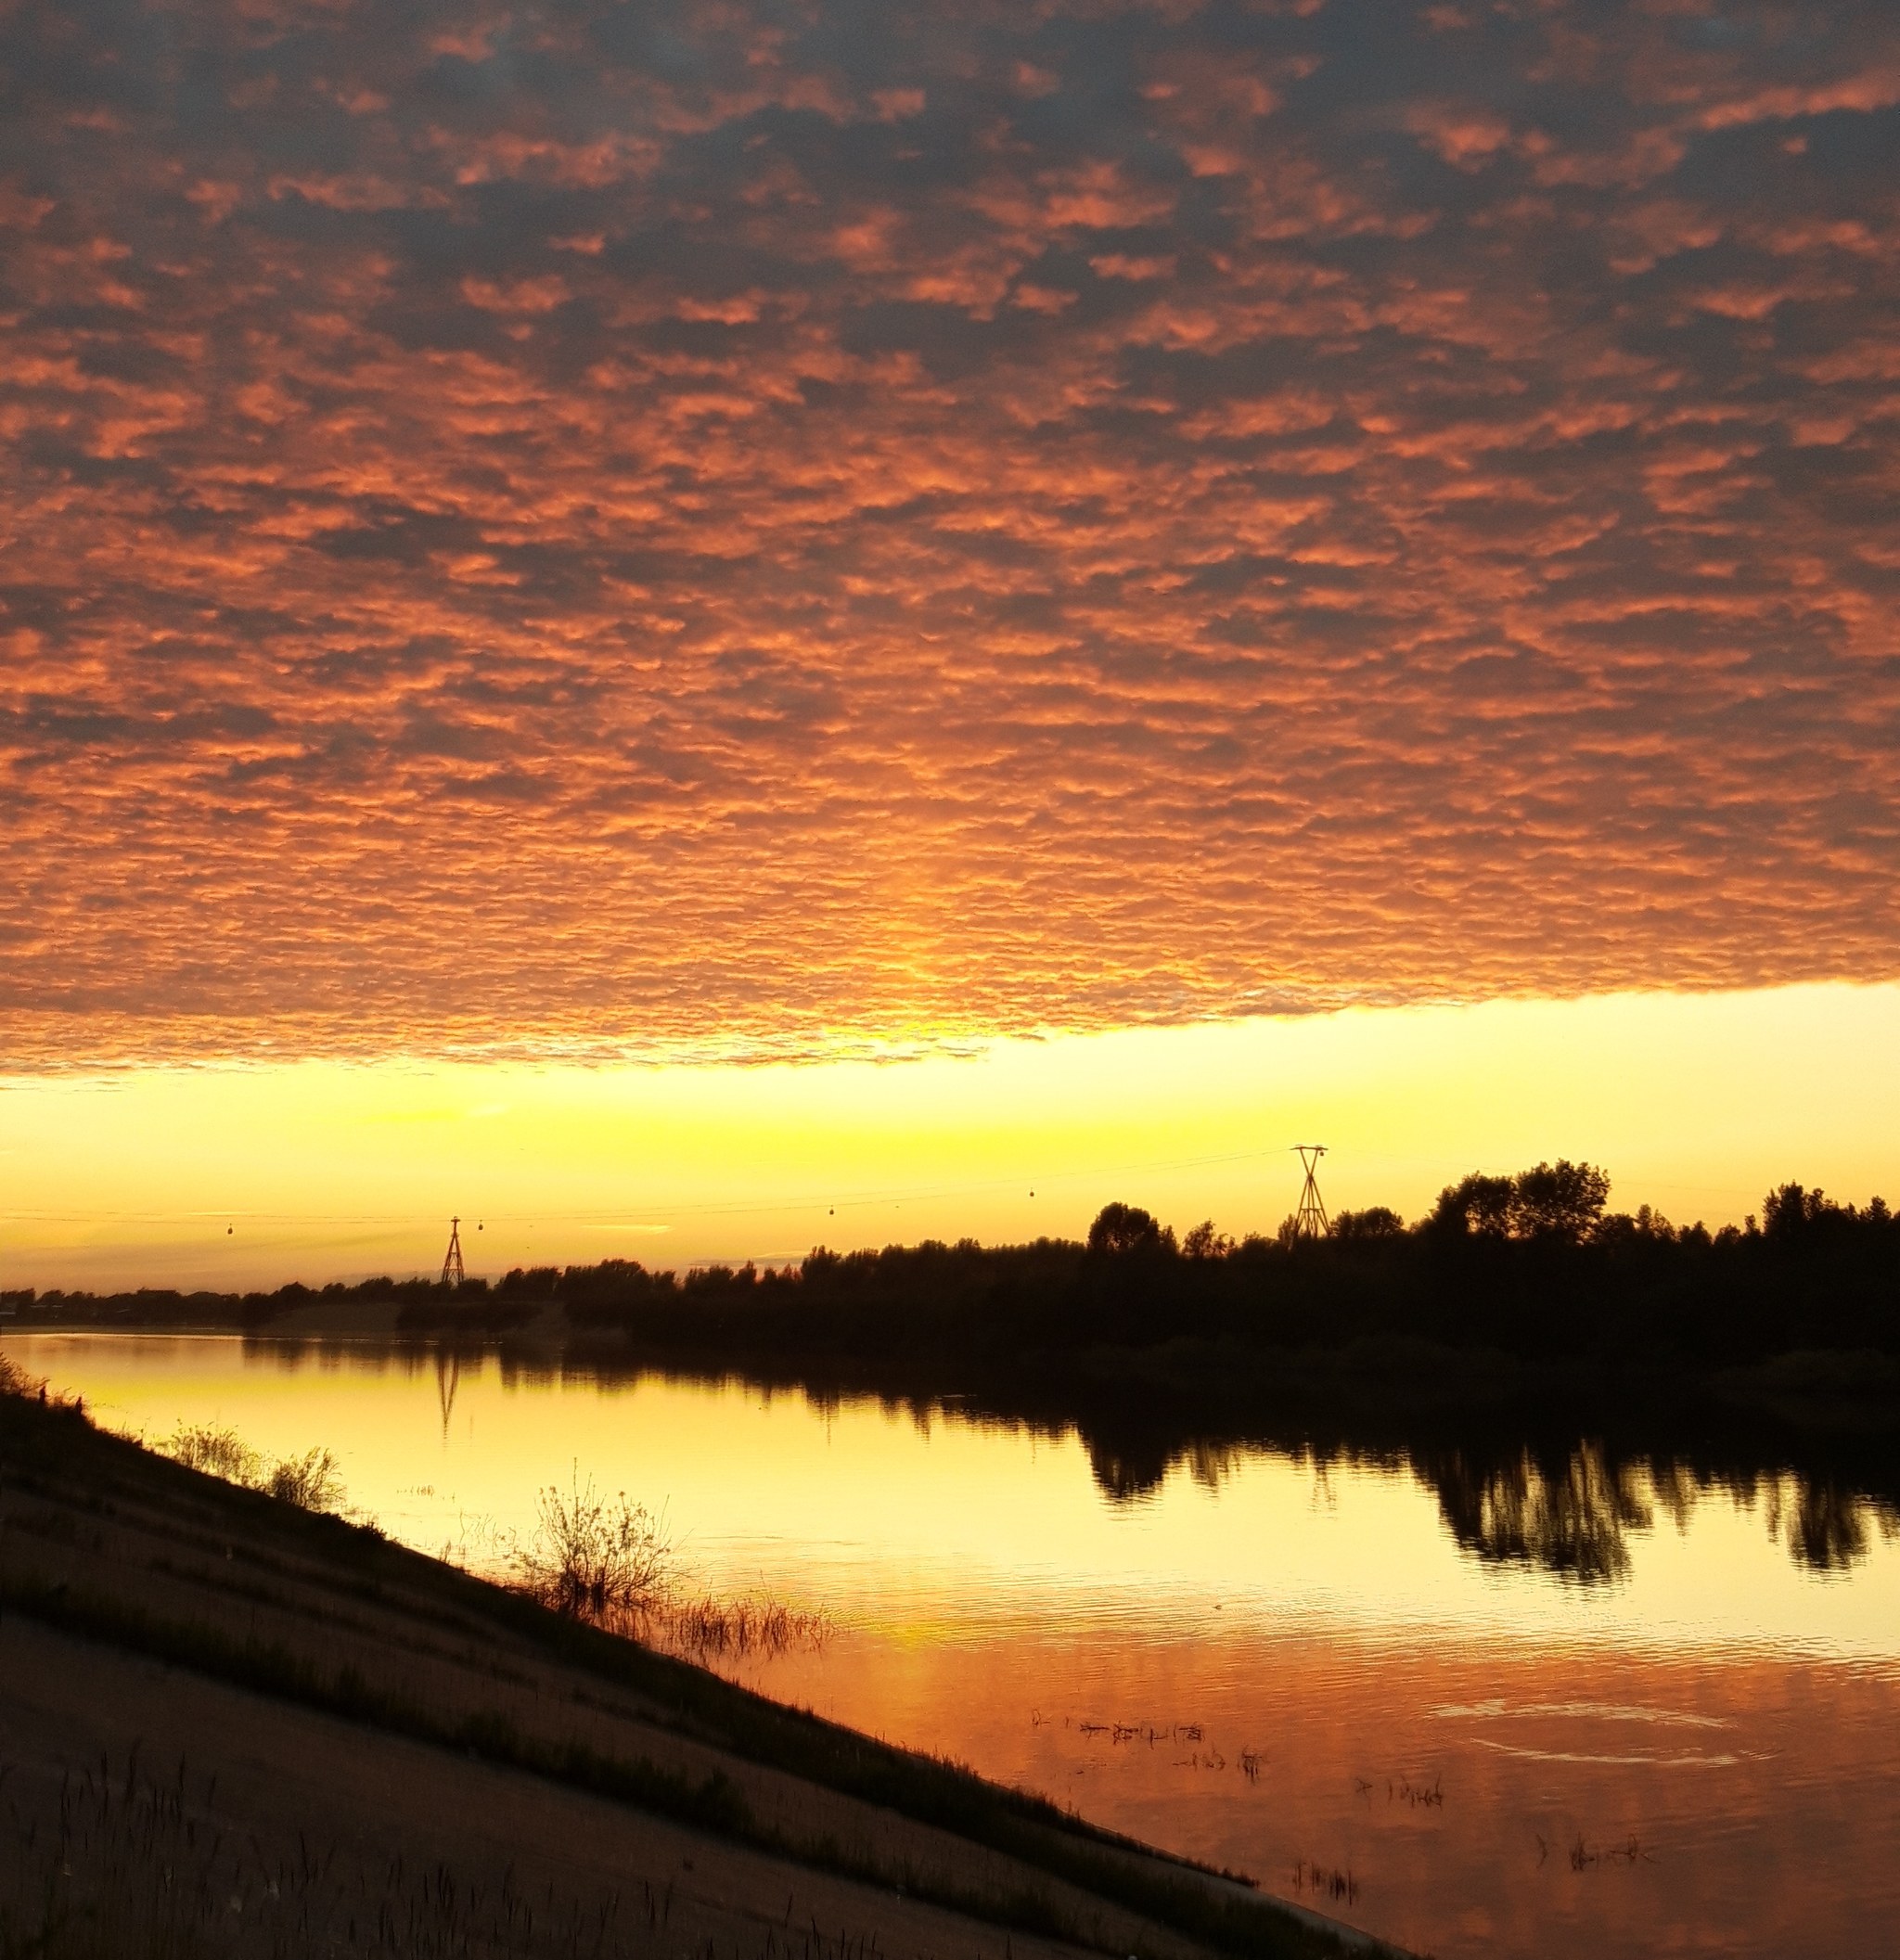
0 1390 1400 1960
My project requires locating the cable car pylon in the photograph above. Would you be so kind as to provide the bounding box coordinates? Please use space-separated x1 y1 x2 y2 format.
1291 1146 1329 1238
441 1216 465 1287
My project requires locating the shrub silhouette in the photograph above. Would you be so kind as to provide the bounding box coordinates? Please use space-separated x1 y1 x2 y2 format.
521 1467 674 1621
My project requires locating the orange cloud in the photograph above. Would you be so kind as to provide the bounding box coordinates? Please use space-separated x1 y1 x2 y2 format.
0 0 1897 1070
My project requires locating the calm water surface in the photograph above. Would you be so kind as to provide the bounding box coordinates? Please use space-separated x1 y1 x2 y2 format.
9 1332 1900 1960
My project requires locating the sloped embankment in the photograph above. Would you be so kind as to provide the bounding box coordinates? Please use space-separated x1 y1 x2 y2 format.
0 1389 1402 1960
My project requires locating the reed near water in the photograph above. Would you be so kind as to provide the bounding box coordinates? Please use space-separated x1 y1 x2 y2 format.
517 1473 829 1661
161 1422 345 1515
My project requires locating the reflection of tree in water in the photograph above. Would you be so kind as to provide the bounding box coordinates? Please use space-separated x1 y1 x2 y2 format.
343 1338 1899 1584
1080 1416 1895 1582
1647 1457 1701 1534
1082 1427 1660 1583
1424 1444 1653 1585
1379 1449 1894 1581
1085 1437 1175 1503
1187 1441 1243 1492
1764 1475 1881 1572
1088 1429 1657 1581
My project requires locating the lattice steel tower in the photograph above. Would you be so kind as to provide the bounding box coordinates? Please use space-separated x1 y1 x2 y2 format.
441 1216 466 1287
1292 1146 1329 1238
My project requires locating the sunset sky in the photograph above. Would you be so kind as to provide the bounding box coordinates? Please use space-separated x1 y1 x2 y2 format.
4 0 1897 1283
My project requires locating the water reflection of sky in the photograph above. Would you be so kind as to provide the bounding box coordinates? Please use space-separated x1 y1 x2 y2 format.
11 1333 1898 1662
10 1332 1900 1960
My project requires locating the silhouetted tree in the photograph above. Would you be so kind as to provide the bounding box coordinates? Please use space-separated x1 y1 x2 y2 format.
1329 1206 1406 1242
1087 1203 1174 1256
1510 1159 1611 1242
1591 1203 1676 1248
1429 1162 1610 1243
1430 1172 1515 1237
1181 1219 1235 1260
1762 1182 1842 1239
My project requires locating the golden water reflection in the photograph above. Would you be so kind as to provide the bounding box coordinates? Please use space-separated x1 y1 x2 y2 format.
7 1332 1900 1960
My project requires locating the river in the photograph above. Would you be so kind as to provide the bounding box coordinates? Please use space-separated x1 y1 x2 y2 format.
6 1329 1897 1960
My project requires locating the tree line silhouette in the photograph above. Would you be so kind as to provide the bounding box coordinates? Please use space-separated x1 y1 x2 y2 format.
9 1160 1896 1369
533 1160 1900 1369
10 1160 1895 1582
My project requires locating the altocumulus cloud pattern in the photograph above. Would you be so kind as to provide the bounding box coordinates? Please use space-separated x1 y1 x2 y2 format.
3 0 1897 1066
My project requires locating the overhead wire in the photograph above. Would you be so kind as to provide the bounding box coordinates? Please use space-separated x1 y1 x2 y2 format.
0 1142 1323 1233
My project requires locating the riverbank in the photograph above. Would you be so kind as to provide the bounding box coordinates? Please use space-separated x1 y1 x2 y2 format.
0 1380 1399 1960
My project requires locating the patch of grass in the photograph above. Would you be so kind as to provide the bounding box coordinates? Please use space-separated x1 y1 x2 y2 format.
262 1445 345 1512
161 1422 259 1482
653 1592 830 1659
0 1351 44 1400
0 1756 673 1960
158 1423 345 1517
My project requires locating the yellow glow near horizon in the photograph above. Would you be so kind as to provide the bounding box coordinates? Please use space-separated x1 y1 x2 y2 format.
3 981 1898 1291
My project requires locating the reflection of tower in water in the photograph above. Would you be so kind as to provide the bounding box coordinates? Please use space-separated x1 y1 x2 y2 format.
435 1217 468 1441
434 1348 461 1441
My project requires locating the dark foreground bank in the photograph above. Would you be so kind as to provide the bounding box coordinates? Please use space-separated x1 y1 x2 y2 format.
0 1371 1397 1960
